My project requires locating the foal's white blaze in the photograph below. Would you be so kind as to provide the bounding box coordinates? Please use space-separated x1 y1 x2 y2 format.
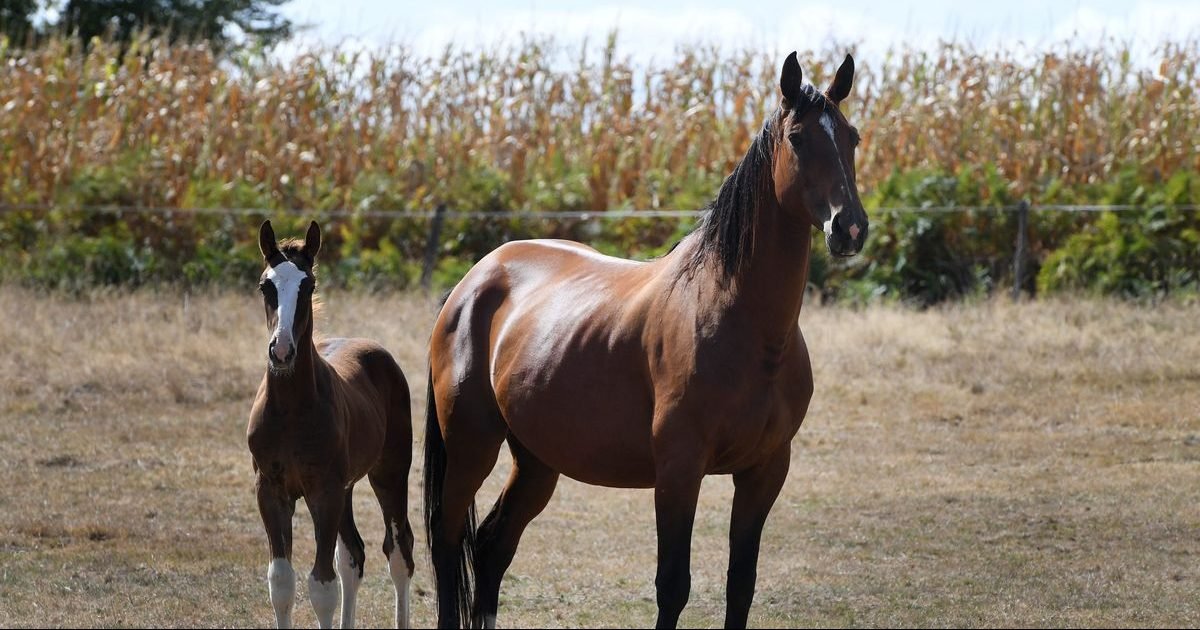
308 574 339 629
266 261 306 360
389 519 412 629
336 535 362 629
267 558 296 629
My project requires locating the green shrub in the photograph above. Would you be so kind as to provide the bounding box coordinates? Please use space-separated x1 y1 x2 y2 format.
1037 171 1200 297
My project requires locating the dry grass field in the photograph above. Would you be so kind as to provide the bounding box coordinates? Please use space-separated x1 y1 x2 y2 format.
0 285 1198 628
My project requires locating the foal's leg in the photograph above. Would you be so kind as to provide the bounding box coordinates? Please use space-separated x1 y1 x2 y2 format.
473 436 560 628
369 459 416 628
652 444 706 630
336 487 367 629
306 486 347 629
724 444 791 629
256 477 297 628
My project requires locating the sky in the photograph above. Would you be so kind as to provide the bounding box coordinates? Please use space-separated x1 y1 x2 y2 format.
279 0 1200 64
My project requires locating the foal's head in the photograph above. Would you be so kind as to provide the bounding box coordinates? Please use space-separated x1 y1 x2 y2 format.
257 220 321 374
772 52 868 257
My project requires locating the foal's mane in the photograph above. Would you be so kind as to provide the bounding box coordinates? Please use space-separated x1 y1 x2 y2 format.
277 238 316 272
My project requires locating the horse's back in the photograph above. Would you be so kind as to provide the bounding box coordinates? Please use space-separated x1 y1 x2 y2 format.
431 239 665 487
319 337 411 470
319 337 409 404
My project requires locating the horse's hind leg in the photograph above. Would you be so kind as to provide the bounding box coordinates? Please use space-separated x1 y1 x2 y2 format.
427 384 508 629
368 451 416 628
336 488 367 629
473 435 559 628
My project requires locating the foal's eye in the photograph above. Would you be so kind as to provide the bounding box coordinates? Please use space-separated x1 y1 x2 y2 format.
788 132 803 148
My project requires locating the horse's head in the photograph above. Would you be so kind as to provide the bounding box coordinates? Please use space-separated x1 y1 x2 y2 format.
257 220 321 374
772 52 868 257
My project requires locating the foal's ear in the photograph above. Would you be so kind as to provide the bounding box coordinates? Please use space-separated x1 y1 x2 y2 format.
303 221 321 258
259 220 280 260
827 53 854 104
780 51 803 110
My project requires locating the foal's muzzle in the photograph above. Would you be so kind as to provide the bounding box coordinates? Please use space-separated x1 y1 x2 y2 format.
268 338 295 368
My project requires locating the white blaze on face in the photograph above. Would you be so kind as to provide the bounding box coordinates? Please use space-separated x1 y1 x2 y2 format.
819 111 837 143
266 261 306 361
823 204 843 237
819 111 856 238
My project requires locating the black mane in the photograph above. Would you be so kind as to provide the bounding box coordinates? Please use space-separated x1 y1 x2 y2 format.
688 114 778 281
793 83 830 117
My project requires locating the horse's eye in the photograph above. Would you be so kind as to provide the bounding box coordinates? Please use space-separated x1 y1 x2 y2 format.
788 132 803 148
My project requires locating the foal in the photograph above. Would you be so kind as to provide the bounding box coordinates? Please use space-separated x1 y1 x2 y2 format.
247 220 415 628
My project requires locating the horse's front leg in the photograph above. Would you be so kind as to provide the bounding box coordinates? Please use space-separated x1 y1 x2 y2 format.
652 443 706 629
725 443 791 629
306 484 347 629
256 476 297 628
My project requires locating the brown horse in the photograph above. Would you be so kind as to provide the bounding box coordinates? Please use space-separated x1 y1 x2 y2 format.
247 220 415 628
424 52 868 629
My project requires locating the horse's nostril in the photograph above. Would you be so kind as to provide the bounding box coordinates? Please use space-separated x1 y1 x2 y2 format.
270 339 292 363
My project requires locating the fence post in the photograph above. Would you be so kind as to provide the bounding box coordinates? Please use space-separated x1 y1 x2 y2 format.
1012 199 1029 301
420 204 446 291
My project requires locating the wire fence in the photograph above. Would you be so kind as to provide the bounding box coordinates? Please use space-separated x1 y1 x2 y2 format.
3 202 1200 219
4 201 1200 297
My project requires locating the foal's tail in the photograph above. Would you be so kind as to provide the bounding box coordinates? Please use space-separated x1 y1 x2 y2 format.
423 364 478 628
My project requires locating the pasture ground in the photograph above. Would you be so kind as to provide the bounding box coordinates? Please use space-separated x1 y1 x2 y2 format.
0 286 1197 628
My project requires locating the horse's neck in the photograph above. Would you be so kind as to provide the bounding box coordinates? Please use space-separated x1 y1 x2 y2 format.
743 200 812 341
691 198 813 345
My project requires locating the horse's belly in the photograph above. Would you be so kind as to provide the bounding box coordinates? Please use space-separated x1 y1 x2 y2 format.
497 363 656 488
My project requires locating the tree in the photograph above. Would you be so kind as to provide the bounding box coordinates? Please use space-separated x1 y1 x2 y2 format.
3 0 294 51
0 0 40 44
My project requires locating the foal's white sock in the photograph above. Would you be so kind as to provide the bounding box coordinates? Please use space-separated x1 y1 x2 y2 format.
336 536 363 629
267 558 296 629
309 574 339 629
388 520 412 629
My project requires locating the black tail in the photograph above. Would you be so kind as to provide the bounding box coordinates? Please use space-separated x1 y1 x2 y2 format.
423 364 478 628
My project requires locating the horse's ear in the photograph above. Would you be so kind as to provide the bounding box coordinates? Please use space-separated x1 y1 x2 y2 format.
827 53 854 104
304 220 321 258
780 51 803 110
259 220 280 260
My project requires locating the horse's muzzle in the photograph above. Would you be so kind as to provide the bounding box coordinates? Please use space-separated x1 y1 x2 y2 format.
269 339 295 367
826 219 868 258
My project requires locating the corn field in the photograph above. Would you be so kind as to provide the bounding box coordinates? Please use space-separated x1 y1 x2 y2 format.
2 33 1197 211
1 33 1198 299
